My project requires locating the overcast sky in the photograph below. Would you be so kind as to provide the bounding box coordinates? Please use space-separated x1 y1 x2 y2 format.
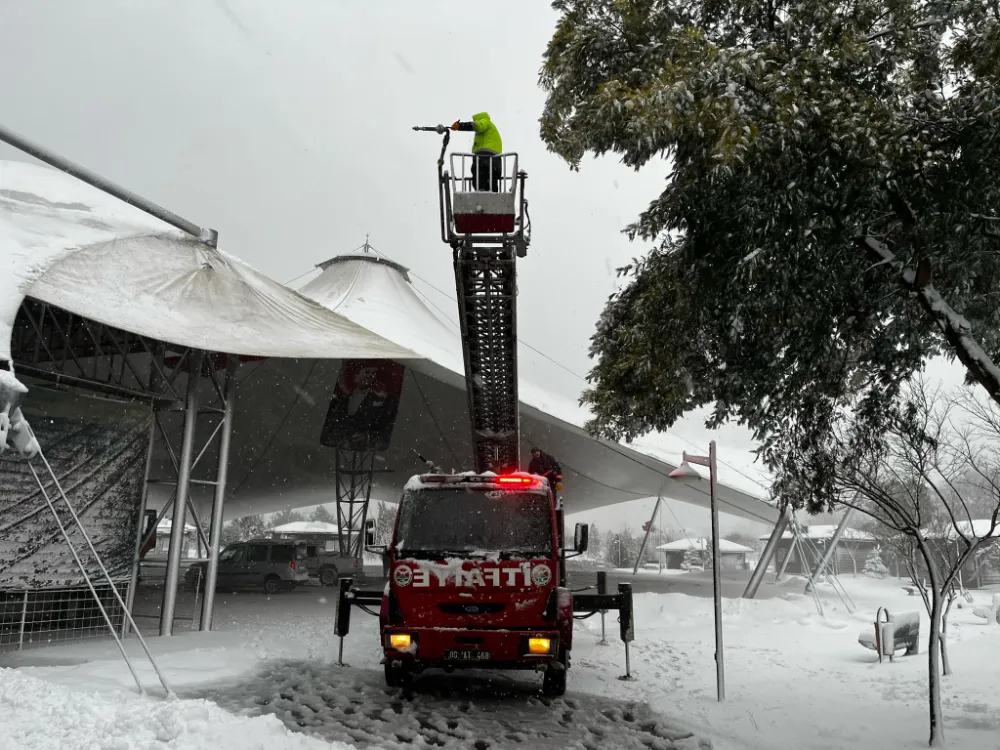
0 1 974 537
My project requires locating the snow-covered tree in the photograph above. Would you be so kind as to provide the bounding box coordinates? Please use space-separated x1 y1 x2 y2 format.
540 2 1000 521
830 380 1000 745
863 546 889 579
680 546 702 571
311 504 336 525
233 514 268 541
606 533 631 568
587 523 603 559
375 500 396 544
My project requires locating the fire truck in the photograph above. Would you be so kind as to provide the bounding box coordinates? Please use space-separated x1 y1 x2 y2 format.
338 126 633 696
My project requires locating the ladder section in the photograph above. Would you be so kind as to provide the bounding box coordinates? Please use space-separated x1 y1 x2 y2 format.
453 241 519 473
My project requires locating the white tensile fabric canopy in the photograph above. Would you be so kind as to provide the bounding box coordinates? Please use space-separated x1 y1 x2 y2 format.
1 158 779 526
0 160 415 361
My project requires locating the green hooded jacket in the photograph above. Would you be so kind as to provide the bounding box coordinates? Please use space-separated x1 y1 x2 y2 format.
457 112 503 153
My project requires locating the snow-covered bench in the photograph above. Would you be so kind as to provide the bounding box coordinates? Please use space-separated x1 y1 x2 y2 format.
972 593 1000 625
858 609 920 661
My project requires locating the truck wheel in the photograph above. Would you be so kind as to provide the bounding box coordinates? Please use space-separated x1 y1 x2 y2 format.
542 652 568 697
384 662 411 689
263 575 282 595
319 567 339 587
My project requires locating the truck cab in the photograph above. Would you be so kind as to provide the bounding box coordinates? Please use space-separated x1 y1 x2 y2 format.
372 471 588 696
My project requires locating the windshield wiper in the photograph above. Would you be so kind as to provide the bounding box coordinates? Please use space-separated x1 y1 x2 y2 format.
498 549 548 560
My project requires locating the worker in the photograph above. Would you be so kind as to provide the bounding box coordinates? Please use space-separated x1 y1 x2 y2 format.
451 112 503 192
528 446 563 492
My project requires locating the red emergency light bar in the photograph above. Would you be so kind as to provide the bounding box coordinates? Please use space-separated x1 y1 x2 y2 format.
496 476 538 485
418 473 543 487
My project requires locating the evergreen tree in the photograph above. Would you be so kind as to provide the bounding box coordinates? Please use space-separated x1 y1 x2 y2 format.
864 546 890 579
587 523 603 559
311 504 336 525
603 530 617 566
681 545 702 571
269 508 304 528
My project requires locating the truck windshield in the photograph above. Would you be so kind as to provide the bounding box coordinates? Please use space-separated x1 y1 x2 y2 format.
395 488 552 559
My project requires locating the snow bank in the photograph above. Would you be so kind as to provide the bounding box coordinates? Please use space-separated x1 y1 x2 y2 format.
0 667 352 750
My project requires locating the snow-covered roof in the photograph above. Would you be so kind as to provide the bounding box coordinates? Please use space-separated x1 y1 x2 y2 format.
156 518 197 532
271 521 341 534
656 537 754 554
0 160 416 362
758 525 875 542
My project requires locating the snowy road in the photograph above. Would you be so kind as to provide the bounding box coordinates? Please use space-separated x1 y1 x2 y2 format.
192 659 705 750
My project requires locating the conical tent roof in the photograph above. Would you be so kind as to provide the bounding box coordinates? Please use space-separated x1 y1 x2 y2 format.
296 253 779 525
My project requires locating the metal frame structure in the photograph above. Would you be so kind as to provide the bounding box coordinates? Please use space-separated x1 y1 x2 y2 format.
0 122 240 641
9 300 239 636
333 447 376 558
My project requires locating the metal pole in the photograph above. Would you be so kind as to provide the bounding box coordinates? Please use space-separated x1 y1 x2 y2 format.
805 506 858 594
160 352 203 636
743 508 790 599
201 356 236 631
632 496 663 575
124 411 158 635
0 122 218 246
597 570 608 645
709 440 725 701
18 591 28 650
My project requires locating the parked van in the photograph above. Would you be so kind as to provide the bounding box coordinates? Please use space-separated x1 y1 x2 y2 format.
185 539 309 594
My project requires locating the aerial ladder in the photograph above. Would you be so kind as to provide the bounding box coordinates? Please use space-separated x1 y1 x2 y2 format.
413 125 531 473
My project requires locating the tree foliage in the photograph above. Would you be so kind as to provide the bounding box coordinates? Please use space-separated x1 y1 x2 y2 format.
311 504 336 525
540 0 1000 513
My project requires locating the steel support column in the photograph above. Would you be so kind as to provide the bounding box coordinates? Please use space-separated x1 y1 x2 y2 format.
804 506 857 594
200 355 236 630
743 507 790 599
160 352 203 635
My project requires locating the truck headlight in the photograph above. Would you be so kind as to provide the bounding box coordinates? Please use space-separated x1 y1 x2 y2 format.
527 637 551 655
388 633 412 652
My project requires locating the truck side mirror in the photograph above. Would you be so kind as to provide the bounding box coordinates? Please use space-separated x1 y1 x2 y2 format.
574 523 589 553
365 518 376 547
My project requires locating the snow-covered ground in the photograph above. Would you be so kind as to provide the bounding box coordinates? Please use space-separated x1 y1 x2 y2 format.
2 574 999 749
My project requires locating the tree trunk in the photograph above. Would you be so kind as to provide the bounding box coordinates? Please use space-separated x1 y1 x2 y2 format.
940 594 954 677
920 544 945 747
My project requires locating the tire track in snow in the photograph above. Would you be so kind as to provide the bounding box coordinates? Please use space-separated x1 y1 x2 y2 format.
191 659 712 750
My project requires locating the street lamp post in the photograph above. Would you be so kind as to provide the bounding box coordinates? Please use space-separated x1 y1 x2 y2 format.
669 440 725 701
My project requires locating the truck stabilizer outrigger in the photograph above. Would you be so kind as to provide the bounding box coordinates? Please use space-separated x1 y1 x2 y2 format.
335 571 636 681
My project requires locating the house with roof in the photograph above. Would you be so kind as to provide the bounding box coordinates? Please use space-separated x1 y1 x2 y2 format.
657 537 755 571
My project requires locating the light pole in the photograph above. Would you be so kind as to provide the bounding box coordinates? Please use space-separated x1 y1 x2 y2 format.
669 440 725 701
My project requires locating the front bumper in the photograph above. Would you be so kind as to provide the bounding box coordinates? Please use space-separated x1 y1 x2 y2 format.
381 627 560 670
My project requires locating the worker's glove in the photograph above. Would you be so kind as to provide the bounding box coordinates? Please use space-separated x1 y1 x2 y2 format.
451 121 460 131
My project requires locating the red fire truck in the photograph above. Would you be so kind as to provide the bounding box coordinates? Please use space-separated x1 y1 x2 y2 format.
334 128 634 695
377 471 588 696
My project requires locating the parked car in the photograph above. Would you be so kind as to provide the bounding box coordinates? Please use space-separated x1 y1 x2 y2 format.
185 539 309 594
299 541 366 586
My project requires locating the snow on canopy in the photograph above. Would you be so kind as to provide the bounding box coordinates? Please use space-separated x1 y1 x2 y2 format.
0 159 777 525
0 160 416 362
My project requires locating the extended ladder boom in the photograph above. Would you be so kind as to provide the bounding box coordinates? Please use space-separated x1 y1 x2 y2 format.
418 127 531 473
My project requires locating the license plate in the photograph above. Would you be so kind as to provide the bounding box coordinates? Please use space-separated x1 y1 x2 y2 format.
445 649 491 661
